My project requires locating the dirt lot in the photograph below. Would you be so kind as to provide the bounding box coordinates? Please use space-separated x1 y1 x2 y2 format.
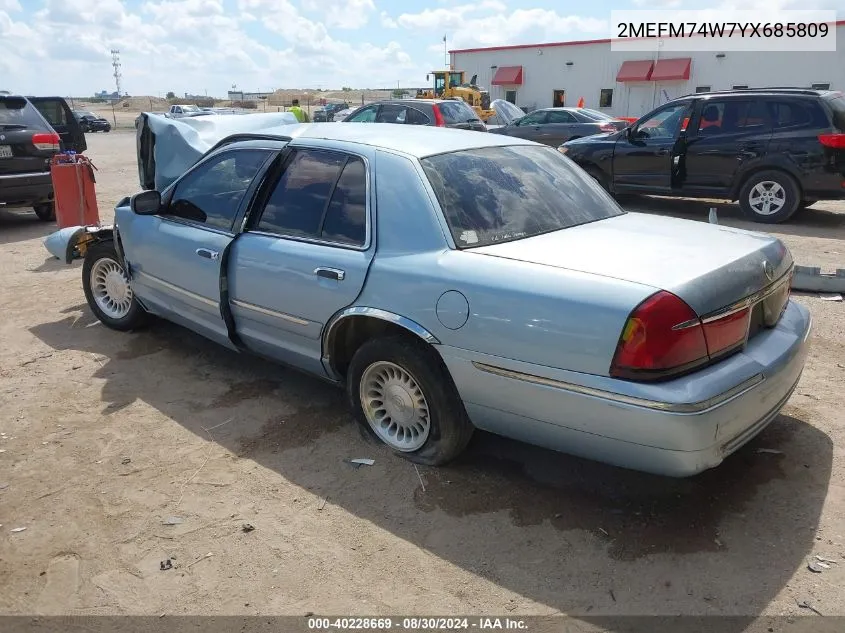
0 130 843 623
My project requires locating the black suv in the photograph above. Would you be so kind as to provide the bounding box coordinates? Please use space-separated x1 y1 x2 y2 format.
73 110 112 133
313 103 349 122
340 98 486 132
1 95 86 221
560 88 845 223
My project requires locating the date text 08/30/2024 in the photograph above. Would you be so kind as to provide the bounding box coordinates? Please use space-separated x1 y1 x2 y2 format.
308 618 528 630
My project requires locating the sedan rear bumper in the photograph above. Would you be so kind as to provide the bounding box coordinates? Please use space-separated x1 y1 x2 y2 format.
439 300 812 477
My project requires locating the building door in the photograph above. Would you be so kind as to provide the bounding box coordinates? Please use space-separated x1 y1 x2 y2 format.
505 90 517 105
553 90 566 107
626 84 653 119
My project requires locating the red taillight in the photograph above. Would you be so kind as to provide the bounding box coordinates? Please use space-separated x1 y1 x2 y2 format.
610 290 753 381
818 133 845 149
701 307 750 357
432 105 446 127
599 123 616 132
610 291 708 380
32 132 60 151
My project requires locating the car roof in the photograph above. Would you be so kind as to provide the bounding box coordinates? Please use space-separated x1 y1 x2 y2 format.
676 88 835 101
233 122 537 159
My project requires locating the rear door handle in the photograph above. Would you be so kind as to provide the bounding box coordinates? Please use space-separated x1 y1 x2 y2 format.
196 248 219 260
314 267 345 281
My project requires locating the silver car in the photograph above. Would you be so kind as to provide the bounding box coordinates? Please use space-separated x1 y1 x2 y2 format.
74 123 811 477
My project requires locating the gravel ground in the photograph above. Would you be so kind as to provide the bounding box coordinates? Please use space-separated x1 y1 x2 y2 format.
0 130 843 624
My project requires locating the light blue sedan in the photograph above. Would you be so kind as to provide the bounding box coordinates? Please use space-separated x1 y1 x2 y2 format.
79 123 811 477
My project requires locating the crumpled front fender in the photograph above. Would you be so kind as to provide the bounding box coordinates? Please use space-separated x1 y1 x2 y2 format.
43 225 115 264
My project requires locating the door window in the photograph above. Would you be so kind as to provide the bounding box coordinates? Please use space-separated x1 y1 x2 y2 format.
31 99 68 127
553 90 566 107
517 110 547 125
256 149 368 247
406 107 431 125
166 149 271 231
376 104 406 123
633 103 689 139
546 110 577 123
346 105 378 122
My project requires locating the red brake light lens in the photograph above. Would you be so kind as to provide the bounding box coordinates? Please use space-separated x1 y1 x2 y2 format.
610 291 708 380
610 290 753 381
432 104 446 127
32 132 60 151
599 122 616 132
818 133 845 149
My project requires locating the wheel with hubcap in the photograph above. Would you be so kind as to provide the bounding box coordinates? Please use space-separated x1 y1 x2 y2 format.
347 336 474 465
82 240 150 331
738 170 800 224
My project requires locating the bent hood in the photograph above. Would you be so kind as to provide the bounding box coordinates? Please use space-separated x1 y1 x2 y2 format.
472 212 792 315
136 111 298 191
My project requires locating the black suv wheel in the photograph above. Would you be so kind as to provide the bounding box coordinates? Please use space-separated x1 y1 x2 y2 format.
738 170 801 224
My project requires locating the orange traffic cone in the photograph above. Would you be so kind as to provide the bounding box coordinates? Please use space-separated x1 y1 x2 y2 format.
577 97 585 108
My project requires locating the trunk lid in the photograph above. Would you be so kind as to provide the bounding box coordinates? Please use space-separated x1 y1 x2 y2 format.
472 212 792 317
0 96 56 176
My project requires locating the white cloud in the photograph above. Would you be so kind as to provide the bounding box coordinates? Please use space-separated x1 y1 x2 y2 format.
300 0 375 29
0 0 21 11
399 4 608 49
380 11 398 28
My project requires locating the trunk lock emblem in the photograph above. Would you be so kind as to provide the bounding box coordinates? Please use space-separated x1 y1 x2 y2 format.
763 260 774 281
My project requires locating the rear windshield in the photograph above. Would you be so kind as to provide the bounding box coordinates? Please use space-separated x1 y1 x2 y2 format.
826 94 845 131
421 145 624 249
438 101 479 123
580 108 613 121
0 97 40 126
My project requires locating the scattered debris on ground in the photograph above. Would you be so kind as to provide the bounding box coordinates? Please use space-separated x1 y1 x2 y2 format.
162 517 184 526
242 524 255 533
347 458 375 467
160 559 173 571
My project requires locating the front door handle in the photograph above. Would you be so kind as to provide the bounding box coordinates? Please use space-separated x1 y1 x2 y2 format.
314 267 345 281
196 248 219 260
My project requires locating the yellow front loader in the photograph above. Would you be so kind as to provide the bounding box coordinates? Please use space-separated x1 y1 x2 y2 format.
416 70 497 122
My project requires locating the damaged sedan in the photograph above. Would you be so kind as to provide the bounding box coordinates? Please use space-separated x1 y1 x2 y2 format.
68 121 811 477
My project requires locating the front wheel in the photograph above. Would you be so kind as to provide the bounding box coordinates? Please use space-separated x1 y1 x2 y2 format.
82 240 149 331
347 336 474 466
738 170 800 223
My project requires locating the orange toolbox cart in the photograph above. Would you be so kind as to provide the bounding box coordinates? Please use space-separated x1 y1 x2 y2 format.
50 152 101 229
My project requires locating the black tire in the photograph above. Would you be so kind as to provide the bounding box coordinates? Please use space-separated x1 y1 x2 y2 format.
738 170 801 224
33 203 55 222
798 200 815 210
346 335 474 466
82 240 150 331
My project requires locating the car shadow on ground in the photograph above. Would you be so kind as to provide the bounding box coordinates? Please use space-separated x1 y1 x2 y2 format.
625 196 845 242
0 210 55 246
30 313 833 626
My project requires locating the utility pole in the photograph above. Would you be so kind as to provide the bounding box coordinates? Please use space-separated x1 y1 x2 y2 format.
443 34 448 69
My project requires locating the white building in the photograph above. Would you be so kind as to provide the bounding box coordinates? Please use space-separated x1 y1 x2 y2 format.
450 21 845 118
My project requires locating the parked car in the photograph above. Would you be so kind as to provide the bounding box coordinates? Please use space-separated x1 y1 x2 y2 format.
313 103 350 122
0 94 86 221
167 104 207 119
489 103 627 145
73 110 111 133
560 87 845 223
72 123 809 478
341 99 486 131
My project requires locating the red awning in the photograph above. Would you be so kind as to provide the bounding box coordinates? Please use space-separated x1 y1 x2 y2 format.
651 57 692 81
616 60 654 82
491 66 523 85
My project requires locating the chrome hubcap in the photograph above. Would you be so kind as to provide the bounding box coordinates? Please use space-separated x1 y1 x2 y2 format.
749 181 786 216
360 361 430 452
91 257 133 319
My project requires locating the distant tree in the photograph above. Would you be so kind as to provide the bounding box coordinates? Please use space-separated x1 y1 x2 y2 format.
342 86 352 92
166 91 175 99
392 89 408 98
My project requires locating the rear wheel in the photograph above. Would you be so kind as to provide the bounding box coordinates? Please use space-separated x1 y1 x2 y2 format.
33 203 55 222
347 335 474 466
82 240 149 331
738 170 800 224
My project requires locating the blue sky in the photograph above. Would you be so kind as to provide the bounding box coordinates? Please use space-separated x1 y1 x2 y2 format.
0 0 840 97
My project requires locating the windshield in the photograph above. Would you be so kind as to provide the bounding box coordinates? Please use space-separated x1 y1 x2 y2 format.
826 94 845 131
421 145 624 249
182 105 200 112
0 96 33 125
491 99 524 124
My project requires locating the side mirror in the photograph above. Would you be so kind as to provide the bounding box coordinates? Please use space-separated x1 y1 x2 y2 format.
130 190 161 215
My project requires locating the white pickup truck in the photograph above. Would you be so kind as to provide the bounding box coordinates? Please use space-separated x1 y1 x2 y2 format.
167 104 204 118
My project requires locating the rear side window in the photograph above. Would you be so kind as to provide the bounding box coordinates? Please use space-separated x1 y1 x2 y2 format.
0 97 43 127
406 107 431 125
32 100 67 127
438 101 477 123
825 95 845 131
376 104 406 124
768 101 814 128
421 145 624 249
257 149 367 247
